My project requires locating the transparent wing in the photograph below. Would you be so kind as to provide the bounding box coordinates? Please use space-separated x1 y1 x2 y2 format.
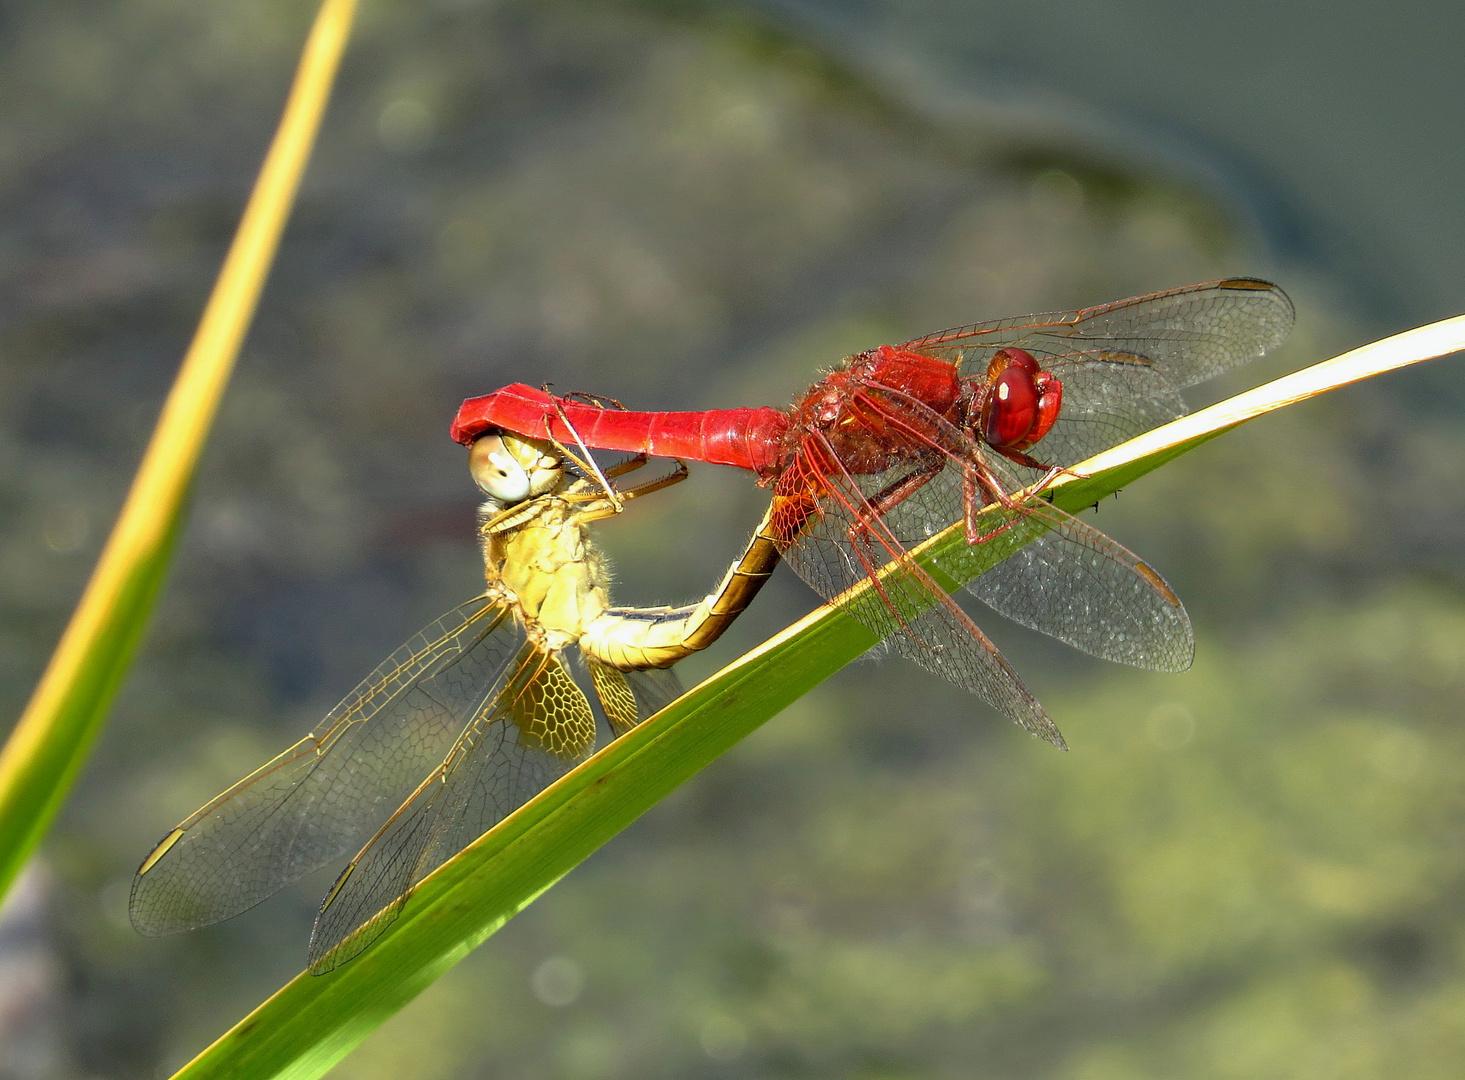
874 462 1194 672
771 451 1065 747
901 278 1294 467
811 387 1193 671
307 643 598 973
130 597 523 937
622 666 685 720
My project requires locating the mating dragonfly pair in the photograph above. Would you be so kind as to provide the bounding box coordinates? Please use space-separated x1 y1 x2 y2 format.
132 278 1294 971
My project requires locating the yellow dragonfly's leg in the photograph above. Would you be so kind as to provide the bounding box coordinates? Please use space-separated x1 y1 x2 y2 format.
564 457 687 501
601 452 650 480
615 458 688 500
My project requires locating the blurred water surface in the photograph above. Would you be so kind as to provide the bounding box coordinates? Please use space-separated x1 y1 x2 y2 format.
1 1 1463 1078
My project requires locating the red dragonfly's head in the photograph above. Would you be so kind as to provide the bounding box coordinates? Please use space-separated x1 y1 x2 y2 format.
977 348 1062 453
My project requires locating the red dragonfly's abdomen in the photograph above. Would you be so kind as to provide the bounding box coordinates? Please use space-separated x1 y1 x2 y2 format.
452 384 791 476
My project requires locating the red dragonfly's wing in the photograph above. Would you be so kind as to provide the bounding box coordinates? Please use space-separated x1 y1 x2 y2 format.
771 450 1066 748
876 460 1194 672
901 278 1294 468
843 386 1195 674
130 597 527 938
847 383 1195 672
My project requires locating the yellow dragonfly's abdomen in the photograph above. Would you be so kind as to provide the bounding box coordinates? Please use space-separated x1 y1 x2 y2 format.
579 505 779 671
477 433 780 673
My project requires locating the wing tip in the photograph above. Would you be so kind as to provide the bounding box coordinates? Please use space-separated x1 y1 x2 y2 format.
1217 276 1297 339
1016 705 1068 750
307 902 402 976
1030 719 1069 750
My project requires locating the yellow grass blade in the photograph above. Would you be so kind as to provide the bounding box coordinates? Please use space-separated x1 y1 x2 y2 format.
163 314 1465 1080
0 0 359 902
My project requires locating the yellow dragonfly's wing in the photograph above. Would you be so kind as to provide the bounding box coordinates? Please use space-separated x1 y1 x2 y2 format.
130 596 525 938
307 641 599 973
587 659 683 736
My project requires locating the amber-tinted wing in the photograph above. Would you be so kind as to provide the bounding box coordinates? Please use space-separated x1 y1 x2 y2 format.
130 597 526 938
307 641 598 972
772 448 1065 747
588 659 683 736
901 278 1294 468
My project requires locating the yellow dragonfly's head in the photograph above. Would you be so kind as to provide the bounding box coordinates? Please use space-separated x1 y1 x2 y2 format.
468 431 565 507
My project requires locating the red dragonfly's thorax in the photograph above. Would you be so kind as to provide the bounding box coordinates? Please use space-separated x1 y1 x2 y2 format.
786 368 878 474
786 346 965 475
856 346 962 414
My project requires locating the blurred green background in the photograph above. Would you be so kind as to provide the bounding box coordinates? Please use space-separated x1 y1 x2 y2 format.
3 0 1465 1077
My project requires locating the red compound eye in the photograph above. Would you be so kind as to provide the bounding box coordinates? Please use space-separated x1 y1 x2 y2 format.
1019 373 1063 451
989 346 1038 377
982 351 1040 448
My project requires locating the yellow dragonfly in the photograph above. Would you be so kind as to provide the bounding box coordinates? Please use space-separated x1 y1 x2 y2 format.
131 429 778 972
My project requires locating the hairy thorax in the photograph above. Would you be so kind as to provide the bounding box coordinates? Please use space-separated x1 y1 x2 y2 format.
785 347 965 475
481 498 610 650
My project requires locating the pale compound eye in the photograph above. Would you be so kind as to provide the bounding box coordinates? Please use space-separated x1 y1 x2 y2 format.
469 434 532 503
498 433 566 498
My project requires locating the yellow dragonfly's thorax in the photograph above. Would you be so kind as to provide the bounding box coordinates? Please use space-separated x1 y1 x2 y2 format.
480 496 610 650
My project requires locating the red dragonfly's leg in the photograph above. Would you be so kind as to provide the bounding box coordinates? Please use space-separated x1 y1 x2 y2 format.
861 455 947 517
962 467 1023 545
830 455 950 564
542 390 689 510
789 440 1063 746
996 447 1054 472
855 384 1071 525
802 438 991 656
545 392 661 484
995 447 1086 499
560 389 629 412
960 456 1058 546
541 394 627 509
854 382 1047 536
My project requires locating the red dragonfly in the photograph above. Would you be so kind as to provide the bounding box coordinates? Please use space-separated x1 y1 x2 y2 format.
452 279 1294 746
